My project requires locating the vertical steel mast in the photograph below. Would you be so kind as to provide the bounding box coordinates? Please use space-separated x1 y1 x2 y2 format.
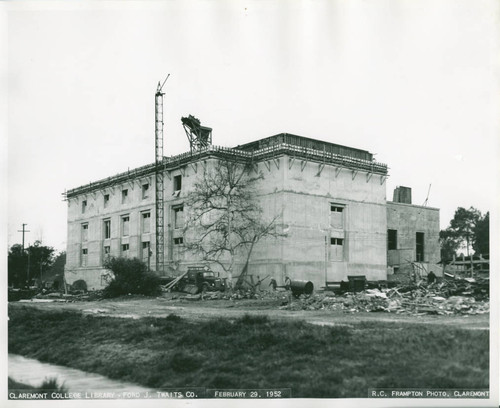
155 75 169 274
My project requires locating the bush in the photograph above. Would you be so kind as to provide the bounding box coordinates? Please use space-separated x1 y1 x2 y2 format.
8 377 67 394
71 279 87 292
39 378 68 393
165 314 182 322
102 257 161 298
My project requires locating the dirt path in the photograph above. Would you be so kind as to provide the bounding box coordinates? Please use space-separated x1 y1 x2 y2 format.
10 295 489 330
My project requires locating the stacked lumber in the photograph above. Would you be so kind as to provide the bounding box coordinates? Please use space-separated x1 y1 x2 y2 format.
162 271 189 291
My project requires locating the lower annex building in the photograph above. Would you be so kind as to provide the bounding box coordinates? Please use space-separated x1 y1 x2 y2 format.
64 133 440 290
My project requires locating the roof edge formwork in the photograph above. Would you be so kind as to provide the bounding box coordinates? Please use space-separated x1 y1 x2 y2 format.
236 133 374 161
65 138 388 199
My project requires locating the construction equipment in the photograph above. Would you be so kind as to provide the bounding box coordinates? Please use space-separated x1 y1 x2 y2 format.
181 115 212 153
422 183 432 206
155 75 169 275
171 266 226 294
253 275 270 288
289 280 314 298
163 270 189 291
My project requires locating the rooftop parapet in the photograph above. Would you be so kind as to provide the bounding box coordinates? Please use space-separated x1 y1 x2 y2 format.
236 133 374 162
65 140 388 198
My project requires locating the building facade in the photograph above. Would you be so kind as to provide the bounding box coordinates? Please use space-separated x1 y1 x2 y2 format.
387 188 441 277
64 133 440 290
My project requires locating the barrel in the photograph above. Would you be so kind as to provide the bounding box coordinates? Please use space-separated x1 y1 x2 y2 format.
290 280 314 297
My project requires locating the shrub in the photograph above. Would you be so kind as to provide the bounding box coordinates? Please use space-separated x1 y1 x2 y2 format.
8 377 67 394
71 279 87 292
102 257 161 298
165 314 182 322
39 378 68 393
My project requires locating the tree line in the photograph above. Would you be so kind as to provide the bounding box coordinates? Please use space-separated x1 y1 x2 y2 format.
440 207 489 260
8 241 65 288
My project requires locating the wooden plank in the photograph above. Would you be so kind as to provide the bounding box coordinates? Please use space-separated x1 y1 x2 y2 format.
164 270 189 290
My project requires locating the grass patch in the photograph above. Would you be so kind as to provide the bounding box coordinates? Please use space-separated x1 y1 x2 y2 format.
8 306 489 398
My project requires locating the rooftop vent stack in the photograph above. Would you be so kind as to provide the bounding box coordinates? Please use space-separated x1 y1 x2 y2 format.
393 186 412 204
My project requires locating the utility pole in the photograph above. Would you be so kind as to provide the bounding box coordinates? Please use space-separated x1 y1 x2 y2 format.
18 224 31 287
26 246 30 287
324 235 328 288
17 223 30 253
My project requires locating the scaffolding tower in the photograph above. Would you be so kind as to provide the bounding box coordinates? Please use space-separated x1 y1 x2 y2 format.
155 76 169 274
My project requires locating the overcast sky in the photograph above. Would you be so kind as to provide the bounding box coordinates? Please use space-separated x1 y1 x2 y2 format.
4 0 499 252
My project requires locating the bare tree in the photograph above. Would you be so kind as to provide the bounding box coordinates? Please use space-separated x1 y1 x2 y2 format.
183 159 282 289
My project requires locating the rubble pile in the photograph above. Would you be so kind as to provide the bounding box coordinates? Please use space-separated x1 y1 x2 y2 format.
177 289 290 302
436 277 489 301
29 290 104 302
281 277 489 316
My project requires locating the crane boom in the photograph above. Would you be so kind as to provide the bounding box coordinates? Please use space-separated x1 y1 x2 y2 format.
422 183 432 206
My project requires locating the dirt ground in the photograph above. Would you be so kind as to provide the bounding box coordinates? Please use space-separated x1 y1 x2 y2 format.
10 292 489 330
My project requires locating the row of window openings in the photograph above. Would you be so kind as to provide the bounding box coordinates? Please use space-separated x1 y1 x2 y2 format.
83 201 336 263
329 230 426 261
87 203 368 242
83 212 154 241
84 230 425 263
388 230 425 261
91 218 424 251
102 239 183 256
85 196 336 223
81 176 182 214
82 239 183 266
84 201 340 251
82 208 183 241
84 233 340 267
82 185 148 214
82 243 141 266
84 182 338 216
83 204 343 242
94 232 422 255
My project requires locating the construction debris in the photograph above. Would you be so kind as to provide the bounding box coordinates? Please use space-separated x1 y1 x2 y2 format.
29 290 104 302
281 276 489 316
162 271 188 291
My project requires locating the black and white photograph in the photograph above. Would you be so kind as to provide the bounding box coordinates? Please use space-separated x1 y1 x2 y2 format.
3 1 499 407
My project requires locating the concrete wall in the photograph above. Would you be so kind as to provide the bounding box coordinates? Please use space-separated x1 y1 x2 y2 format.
275 155 387 289
236 155 388 289
65 175 156 289
65 163 204 289
386 201 440 272
66 154 390 291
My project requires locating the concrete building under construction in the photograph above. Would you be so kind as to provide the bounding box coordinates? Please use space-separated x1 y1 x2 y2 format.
64 128 440 290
